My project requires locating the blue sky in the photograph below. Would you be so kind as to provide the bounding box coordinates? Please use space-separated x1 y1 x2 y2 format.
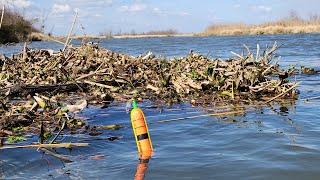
4 0 320 36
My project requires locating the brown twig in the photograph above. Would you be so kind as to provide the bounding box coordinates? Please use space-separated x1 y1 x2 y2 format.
63 12 78 51
75 67 107 81
148 110 244 124
0 143 89 149
50 119 66 144
266 82 301 103
22 42 27 62
83 80 118 91
0 4 4 29
39 148 72 163
302 95 320 101
39 121 44 144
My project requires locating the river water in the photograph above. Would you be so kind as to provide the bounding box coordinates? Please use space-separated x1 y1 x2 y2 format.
1 34 320 180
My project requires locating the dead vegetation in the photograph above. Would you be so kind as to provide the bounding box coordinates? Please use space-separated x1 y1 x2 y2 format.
200 12 320 36
0 42 298 102
0 41 300 134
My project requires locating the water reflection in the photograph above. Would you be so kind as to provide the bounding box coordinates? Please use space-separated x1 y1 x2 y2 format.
134 154 151 180
0 160 4 179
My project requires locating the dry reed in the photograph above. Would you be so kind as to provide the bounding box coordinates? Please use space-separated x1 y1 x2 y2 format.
0 143 89 149
63 12 78 51
0 4 4 29
200 16 320 36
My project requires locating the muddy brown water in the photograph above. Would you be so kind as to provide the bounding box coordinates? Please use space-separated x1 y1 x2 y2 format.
1 34 320 179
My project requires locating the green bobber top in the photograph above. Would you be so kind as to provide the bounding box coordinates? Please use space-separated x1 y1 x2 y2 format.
132 100 138 109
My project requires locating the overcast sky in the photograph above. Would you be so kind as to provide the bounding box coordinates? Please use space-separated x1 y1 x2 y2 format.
4 0 320 36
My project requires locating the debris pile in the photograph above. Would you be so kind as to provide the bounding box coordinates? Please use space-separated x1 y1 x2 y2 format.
0 42 299 137
0 42 297 101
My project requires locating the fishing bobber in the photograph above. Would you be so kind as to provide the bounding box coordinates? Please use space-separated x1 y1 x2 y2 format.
130 100 153 157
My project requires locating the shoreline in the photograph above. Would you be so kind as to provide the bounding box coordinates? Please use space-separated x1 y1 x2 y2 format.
26 33 195 44
34 28 320 43
54 33 195 40
17 24 320 45
112 33 194 39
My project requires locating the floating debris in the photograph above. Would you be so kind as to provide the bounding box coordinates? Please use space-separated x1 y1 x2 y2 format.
0 42 297 101
301 66 319 75
0 41 299 138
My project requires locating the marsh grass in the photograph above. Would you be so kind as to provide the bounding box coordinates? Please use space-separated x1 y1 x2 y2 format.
200 13 320 36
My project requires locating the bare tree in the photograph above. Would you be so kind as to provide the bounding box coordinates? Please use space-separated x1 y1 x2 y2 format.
39 8 49 33
309 13 320 22
288 10 300 21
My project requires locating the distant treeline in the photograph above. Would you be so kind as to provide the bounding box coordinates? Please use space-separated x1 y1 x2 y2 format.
0 6 39 44
142 29 178 35
100 29 178 37
200 11 320 36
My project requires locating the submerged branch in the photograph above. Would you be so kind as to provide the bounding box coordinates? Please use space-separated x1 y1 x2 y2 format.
39 147 73 163
149 110 245 124
0 143 89 149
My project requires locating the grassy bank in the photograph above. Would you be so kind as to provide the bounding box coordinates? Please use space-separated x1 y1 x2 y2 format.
199 15 320 36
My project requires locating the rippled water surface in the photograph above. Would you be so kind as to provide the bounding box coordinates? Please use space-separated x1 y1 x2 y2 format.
1 34 320 180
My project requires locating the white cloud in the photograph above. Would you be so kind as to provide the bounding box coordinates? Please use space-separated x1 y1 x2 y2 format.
251 5 272 13
151 7 189 17
68 0 113 7
104 0 113 5
233 4 240 8
175 11 190 16
118 1 189 17
120 3 147 12
152 7 161 14
11 0 31 8
52 3 71 14
94 14 103 17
